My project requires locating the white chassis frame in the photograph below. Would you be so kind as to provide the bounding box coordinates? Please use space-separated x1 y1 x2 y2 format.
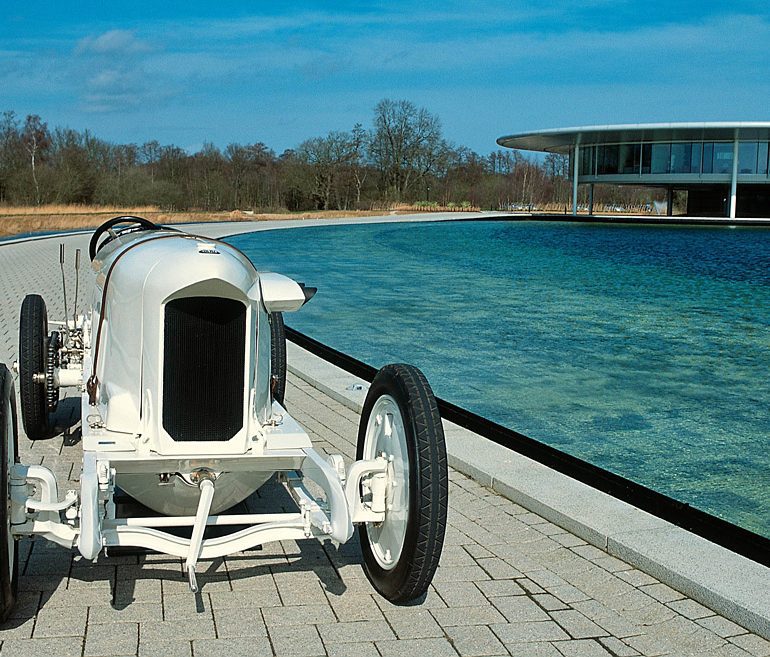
11 440 389 591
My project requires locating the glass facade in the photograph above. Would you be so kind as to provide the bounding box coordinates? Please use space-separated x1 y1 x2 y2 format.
578 140 770 178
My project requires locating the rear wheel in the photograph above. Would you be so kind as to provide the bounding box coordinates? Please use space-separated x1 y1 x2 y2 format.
0 364 20 621
19 294 50 440
357 364 448 603
269 312 287 406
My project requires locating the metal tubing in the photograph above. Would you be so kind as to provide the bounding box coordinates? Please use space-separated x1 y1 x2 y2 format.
105 512 300 528
102 521 308 560
184 478 216 592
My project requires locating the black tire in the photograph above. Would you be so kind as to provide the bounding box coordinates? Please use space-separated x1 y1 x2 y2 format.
357 363 448 603
19 294 50 440
269 312 287 406
0 364 20 621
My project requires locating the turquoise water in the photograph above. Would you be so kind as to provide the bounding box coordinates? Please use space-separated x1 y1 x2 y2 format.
227 220 770 537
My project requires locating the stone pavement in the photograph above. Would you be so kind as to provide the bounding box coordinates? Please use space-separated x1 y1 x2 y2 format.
0 228 768 656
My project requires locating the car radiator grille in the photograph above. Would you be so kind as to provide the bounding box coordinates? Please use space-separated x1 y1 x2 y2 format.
163 297 246 442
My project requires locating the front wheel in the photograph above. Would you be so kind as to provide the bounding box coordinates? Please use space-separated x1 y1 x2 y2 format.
357 364 448 603
0 364 20 621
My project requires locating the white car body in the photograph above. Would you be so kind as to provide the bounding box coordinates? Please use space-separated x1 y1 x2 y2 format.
11 225 391 591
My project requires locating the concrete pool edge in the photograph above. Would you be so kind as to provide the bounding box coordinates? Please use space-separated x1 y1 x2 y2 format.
286 340 770 639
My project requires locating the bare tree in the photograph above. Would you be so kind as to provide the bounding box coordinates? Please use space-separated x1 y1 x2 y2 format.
21 114 51 205
369 99 444 201
297 131 357 210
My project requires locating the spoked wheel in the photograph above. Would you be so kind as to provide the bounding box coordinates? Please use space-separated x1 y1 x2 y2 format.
357 364 448 603
269 312 287 406
19 294 51 440
0 364 20 621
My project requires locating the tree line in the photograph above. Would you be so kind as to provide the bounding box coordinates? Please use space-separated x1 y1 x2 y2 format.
0 99 655 213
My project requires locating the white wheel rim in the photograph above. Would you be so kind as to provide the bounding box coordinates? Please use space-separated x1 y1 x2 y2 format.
4 399 14 577
363 394 410 571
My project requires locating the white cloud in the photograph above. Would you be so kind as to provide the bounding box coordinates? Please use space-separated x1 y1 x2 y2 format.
75 29 152 55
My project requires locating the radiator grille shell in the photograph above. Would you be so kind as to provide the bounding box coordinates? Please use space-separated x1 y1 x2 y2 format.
162 296 246 442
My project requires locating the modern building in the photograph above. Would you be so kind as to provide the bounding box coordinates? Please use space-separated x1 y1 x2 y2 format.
497 122 770 218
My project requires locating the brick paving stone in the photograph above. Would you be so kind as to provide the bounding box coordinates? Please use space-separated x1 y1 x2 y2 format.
317 620 396 643
533 594 570 611
0 636 84 657
592 556 632 573
517 578 546 595
445 624 507 656
491 620 570 644
192 637 273 657
6 591 40 619
666 597 716 620
84 622 139 656
32 605 88 637
139 619 217 642
476 558 523 580
212 607 267 638
88 601 163 625
729 634 770 657
326 593 384 622
0 616 35 640
553 638 613 656
162 593 214 621
637 582 684 604
431 605 507 627
615 569 659 588
439 546 478 567
528 569 570 590
376 637 458 657
43 588 109 609
463 544 495 560
570 601 643 639
263 603 336 627
383 609 443 639
268 624 325 656
697 614 749 638
325 642 381 657
138 643 191 657
476 579 525 598
432 565 490 583
501 643 561 657
492 596 551 623
208 588 282 609
433 582 488 607
597 636 641 656
550 610 609 639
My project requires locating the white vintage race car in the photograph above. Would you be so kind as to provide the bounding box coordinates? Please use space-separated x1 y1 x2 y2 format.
0 216 448 619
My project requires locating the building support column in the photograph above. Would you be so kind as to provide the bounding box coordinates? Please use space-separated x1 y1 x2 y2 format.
572 141 580 216
667 187 673 216
729 131 739 219
588 183 594 215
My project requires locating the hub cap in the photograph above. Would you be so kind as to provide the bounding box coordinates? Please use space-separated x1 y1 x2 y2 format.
363 395 409 571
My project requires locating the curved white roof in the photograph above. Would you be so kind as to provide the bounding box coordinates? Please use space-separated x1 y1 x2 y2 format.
497 122 770 153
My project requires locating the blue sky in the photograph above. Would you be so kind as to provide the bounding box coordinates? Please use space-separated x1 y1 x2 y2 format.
2 1 769 154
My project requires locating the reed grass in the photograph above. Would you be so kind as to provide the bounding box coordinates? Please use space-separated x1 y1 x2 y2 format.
0 206 391 238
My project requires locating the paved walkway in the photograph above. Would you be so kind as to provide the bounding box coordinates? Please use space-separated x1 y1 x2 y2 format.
0 226 768 657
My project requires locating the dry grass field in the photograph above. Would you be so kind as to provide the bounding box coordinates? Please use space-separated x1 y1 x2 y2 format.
0 205 394 238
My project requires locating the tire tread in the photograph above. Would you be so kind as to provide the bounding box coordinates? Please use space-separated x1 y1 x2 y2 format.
358 363 448 603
